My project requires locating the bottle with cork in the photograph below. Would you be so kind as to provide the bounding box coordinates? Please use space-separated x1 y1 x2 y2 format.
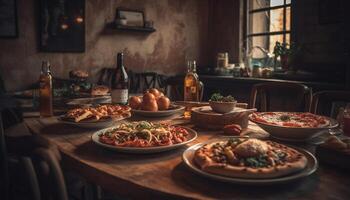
183 60 200 119
39 60 53 117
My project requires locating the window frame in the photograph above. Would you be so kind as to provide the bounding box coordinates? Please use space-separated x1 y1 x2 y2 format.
246 0 292 52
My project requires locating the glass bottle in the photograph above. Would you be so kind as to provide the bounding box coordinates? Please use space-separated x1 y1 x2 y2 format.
343 103 350 136
111 52 129 105
39 61 53 117
184 60 200 119
184 60 200 101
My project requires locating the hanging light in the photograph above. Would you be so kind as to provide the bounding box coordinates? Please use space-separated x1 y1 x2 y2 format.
75 16 84 23
61 23 69 30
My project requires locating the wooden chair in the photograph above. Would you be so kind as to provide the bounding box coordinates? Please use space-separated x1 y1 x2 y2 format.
0 115 9 200
97 68 115 87
30 147 68 200
249 82 312 112
310 90 350 117
97 68 167 93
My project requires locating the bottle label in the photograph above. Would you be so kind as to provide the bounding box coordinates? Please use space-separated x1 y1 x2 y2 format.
190 86 197 93
111 89 128 104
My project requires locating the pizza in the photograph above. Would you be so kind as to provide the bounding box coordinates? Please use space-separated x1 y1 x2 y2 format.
250 112 330 128
194 138 307 179
65 104 131 122
99 121 190 147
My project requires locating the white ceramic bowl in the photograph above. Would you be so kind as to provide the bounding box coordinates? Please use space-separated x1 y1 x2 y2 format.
249 114 339 141
209 100 237 113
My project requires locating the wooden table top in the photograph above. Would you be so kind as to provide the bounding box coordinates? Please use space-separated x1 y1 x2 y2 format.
24 116 350 200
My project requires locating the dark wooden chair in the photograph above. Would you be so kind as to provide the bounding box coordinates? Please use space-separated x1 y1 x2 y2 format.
0 115 9 200
129 72 167 93
249 82 312 112
97 68 115 87
310 90 350 117
97 68 167 94
30 147 68 200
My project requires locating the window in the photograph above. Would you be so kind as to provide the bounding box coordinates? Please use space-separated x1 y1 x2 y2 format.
247 0 291 58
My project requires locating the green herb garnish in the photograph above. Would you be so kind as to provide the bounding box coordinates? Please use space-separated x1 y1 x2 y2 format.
210 93 235 102
280 115 291 121
244 155 269 168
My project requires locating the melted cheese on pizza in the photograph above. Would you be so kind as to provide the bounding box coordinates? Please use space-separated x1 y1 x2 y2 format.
198 138 304 168
251 112 330 128
235 139 269 158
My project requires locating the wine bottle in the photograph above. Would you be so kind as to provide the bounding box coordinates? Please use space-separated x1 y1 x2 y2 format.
111 52 129 104
39 61 53 117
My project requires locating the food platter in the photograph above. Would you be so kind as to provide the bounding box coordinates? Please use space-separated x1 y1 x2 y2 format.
58 116 125 129
91 125 197 153
132 105 185 117
65 96 111 107
58 104 131 128
249 112 339 141
182 137 318 185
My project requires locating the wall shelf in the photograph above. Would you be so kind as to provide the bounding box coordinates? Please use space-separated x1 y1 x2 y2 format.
106 23 156 33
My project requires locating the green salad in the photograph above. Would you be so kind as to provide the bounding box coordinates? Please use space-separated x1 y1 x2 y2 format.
210 93 235 102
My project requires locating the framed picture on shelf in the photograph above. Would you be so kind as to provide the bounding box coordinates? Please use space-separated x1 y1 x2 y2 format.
0 0 18 38
116 9 145 27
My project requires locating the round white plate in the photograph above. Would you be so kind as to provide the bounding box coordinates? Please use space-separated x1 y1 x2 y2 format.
58 116 125 129
182 137 318 185
249 114 338 142
132 105 185 117
66 96 111 107
91 126 197 153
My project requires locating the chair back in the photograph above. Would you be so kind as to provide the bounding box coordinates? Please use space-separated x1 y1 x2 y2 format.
249 82 312 112
97 68 115 87
97 68 167 94
310 90 350 117
0 115 9 200
31 147 68 200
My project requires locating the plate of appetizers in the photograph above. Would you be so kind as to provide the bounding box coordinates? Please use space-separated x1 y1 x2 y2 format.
129 88 185 117
182 137 318 185
58 104 131 128
249 112 338 141
91 121 197 153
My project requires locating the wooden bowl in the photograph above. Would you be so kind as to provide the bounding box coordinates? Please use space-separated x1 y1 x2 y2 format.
209 100 237 113
191 106 256 130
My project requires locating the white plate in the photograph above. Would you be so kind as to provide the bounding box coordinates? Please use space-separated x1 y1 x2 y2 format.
91 126 197 153
249 113 339 142
182 137 318 185
58 116 125 129
132 105 185 117
66 96 111 107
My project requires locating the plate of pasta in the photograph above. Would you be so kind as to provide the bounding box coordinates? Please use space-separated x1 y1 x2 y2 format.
91 121 197 153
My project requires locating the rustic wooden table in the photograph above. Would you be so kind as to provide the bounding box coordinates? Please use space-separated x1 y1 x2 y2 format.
24 116 350 200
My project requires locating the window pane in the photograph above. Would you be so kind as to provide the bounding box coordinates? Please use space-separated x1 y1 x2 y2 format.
250 36 269 58
249 11 269 34
249 0 270 10
270 8 284 32
269 34 285 52
286 6 291 31
270 0 284 7
286 33 290 44
286 0 291 4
